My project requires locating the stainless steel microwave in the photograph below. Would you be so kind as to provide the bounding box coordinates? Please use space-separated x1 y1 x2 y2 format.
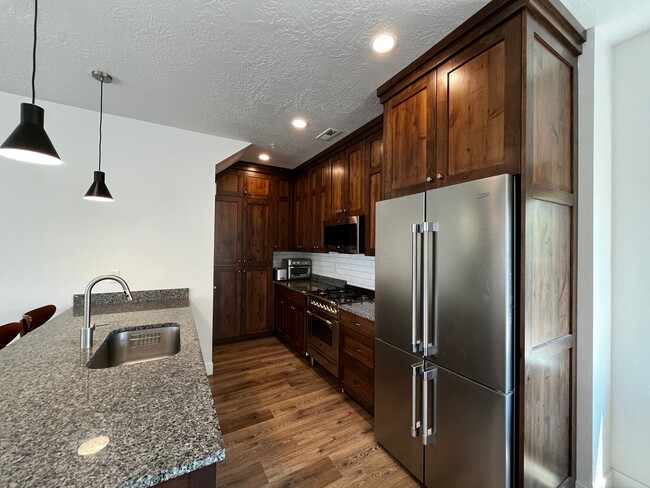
323 216 364 254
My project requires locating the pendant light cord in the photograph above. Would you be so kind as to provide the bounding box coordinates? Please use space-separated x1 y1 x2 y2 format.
31 0 38 104
98 79 103 171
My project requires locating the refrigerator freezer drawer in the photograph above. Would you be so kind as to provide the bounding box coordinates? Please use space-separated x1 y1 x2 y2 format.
423 359 512 488
375 339 425 483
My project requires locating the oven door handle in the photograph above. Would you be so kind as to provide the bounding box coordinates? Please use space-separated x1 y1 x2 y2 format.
306 310 334 327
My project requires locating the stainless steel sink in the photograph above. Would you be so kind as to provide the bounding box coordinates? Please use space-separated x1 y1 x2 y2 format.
86 323 180 369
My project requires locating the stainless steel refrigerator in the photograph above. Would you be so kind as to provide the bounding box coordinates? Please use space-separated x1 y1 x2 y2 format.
375 174 514 488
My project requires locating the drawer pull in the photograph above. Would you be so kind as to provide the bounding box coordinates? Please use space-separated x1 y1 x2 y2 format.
354 348 362 353
353 322 361 327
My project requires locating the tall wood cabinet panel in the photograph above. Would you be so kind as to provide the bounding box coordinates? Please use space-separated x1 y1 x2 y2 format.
242 267 272 335
436 18 521 186
242 198 272 266
214 165 287 344
293 173 309 251
383 74 436 199
213 266 241 341
522 14 579 488
377 3 584 485
214 196 241 267
365 131 383 256
345 142 366 216
330 153 346 217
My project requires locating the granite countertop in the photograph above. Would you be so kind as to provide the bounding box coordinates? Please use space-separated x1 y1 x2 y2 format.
0 290 224 488
339 301 375 322
274 279 335 294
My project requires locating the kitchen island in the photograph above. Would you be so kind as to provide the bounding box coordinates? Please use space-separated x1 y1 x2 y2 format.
0 289 224 488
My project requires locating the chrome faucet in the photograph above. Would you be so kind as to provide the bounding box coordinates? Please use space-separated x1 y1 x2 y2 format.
81 275 133 349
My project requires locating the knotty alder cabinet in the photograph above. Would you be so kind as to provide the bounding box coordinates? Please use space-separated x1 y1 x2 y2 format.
339 309 375 414
213 165 292 343
274 284 307 355
377 2 585 486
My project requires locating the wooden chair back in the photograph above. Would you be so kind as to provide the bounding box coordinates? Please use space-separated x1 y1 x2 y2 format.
22 304 56 334
0 322 23 349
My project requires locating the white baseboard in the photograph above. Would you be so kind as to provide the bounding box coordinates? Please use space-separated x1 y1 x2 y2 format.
204 361 213 376
612 470 649 488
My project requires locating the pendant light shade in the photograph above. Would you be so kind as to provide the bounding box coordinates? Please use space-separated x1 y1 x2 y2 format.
84 70 114 202
84 171 114 202
0 0 62 165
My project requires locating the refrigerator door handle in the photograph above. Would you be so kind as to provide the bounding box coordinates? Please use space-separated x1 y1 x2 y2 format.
410 362 423 437
411 224 422 353
421 366 438 445
422 222 439 357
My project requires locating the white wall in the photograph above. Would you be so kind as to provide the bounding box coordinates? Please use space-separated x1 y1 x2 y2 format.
273 251 375 289
576 27 613 488
609 30 650 488
0 91 249 374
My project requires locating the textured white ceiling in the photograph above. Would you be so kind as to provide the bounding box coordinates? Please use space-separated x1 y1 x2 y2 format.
0 0 643 168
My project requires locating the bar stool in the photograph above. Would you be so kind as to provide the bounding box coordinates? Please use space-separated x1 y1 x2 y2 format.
0 322 23 350
20 304 56 334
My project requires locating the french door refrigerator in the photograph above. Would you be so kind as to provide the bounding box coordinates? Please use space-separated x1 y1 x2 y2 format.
375 174 514 488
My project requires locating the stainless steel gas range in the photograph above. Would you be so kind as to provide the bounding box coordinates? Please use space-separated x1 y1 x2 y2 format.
306 285 374 377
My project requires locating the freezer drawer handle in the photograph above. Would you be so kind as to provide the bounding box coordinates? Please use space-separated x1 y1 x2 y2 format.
422 221 439 357
410 363 423 437
411 224 422 353
422 366 438 445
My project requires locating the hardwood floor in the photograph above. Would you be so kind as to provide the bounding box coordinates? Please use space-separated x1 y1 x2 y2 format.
210 336 420 487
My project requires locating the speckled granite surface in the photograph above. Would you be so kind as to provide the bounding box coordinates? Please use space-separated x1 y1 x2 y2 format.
0 298 224 488
73 288 189 316
274 279 340 294
339 301 375 321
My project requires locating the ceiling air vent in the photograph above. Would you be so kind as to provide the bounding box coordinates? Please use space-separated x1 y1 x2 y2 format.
316 128 343 141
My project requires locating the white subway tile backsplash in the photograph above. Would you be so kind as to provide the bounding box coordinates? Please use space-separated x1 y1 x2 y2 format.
273 251 375 289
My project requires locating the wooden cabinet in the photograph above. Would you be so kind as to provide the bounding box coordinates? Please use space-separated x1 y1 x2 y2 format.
330 143 365 217
214 196 242 267
435 18 521 186
339 309 375 414
274 284 307 355
383 74 436 199
365 131 383 256
242 198 272 266
215 169 242 197
242 267 272 335
212 266 241 341
214 165 287 343
293 173 309 251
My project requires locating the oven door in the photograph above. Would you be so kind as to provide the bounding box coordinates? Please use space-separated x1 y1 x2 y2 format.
307 310 339 376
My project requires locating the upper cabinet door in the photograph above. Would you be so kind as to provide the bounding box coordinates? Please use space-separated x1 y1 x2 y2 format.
436 18 521 186
214 196 242 266
242 198 272 265
330 153 346 217
216 169 243 197
346 142 366 216
383 73 436 199
243 172 272 199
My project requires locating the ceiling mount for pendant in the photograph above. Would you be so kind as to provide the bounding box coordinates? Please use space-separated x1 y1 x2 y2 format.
91 71 113 84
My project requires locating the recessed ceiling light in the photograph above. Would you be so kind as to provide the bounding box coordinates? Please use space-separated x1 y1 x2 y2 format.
258 153 270 161
372 34 396 54
291 118 307 129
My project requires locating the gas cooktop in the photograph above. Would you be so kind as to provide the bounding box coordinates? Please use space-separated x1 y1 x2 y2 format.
309 285 375 305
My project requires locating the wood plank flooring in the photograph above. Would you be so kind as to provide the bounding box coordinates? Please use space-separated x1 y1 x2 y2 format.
210 336 420 487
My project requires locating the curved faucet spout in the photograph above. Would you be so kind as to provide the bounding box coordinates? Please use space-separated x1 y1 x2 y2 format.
81 275 133 349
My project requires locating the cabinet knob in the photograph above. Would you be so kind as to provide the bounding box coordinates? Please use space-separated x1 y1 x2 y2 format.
243 270 246 273
238 270 241 273
436 173 444 180
243 259 246 263
244 189 248 195
426 176 432 182
213 286 216 290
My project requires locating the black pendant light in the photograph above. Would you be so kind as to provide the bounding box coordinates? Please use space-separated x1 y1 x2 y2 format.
0 0 62 165
84 71 114 202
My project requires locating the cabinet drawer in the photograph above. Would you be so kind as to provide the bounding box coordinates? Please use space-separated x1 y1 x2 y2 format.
341 329 374 369
339 309 374 339
341 360 374 413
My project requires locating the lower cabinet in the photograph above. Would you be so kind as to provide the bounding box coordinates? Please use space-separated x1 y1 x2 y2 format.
274 284 307 355
154 462 216 487
339 309 375 415
213 266 272 343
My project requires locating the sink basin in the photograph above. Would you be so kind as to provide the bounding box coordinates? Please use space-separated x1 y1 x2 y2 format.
87 323 181 369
